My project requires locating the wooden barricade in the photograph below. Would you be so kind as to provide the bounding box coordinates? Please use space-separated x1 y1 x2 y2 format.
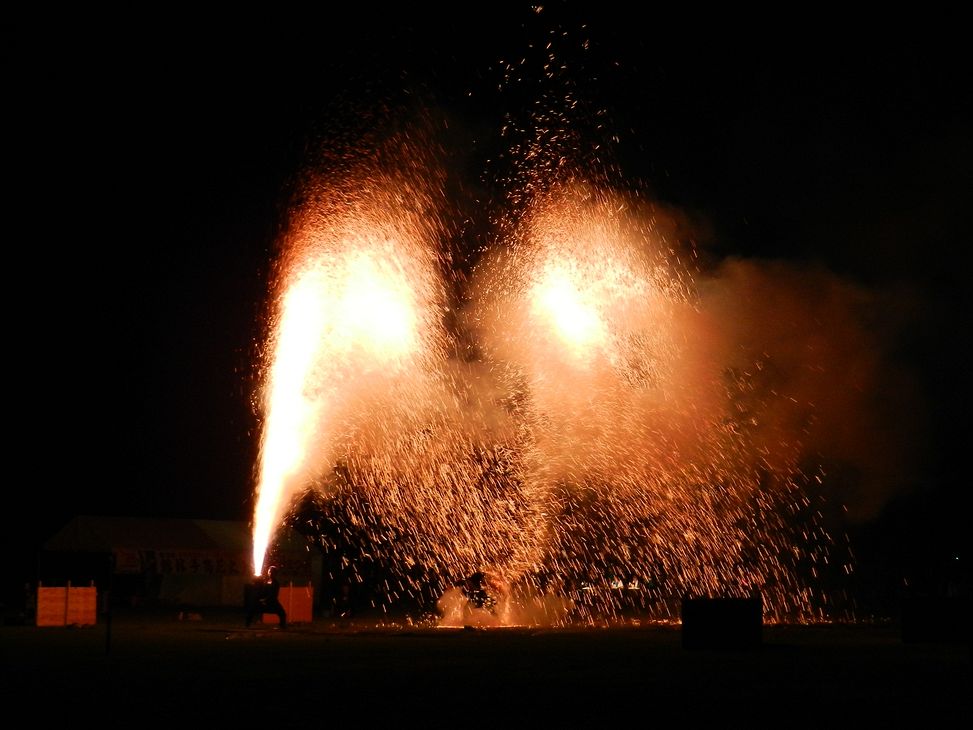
262 582 313 625
36 581 98 627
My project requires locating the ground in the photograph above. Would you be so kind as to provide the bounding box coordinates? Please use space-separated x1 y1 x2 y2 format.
2 608 969 725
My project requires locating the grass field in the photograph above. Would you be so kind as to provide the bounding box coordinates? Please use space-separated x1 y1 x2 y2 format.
2 609 969 725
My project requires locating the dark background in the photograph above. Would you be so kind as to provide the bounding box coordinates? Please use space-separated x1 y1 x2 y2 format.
4 7 969 611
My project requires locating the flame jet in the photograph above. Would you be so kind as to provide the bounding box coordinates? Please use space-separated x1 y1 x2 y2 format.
251 137 451 576
252 129 543 589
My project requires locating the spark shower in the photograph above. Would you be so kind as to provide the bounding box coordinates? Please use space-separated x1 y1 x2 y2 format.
246 103 902 625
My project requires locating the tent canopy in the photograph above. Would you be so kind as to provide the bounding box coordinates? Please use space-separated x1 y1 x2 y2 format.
38 516 318 608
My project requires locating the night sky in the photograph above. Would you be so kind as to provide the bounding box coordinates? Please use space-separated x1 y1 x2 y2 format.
5 8 969 608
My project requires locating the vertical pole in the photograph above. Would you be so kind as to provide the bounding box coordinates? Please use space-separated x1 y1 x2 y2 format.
35 551 41 626
105 554 115 655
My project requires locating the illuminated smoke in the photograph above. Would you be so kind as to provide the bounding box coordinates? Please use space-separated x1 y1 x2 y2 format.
464 181 840 621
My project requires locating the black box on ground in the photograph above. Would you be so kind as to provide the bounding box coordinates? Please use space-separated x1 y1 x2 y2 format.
681 596 763 650
901 595 970 644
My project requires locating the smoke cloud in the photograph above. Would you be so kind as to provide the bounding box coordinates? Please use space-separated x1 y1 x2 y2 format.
253 112 926 622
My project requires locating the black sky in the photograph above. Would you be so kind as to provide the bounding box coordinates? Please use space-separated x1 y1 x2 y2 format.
5 8 969 600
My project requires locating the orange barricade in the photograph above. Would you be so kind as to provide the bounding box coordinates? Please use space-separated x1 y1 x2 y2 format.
36 582 98 627
263 583 313 624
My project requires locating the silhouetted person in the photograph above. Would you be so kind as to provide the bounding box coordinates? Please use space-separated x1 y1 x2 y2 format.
461 571 492 610
23 582 36 624
245 565 287 629
334 580 352 619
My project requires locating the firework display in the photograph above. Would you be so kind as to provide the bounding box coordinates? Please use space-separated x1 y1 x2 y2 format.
250 110 867 626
